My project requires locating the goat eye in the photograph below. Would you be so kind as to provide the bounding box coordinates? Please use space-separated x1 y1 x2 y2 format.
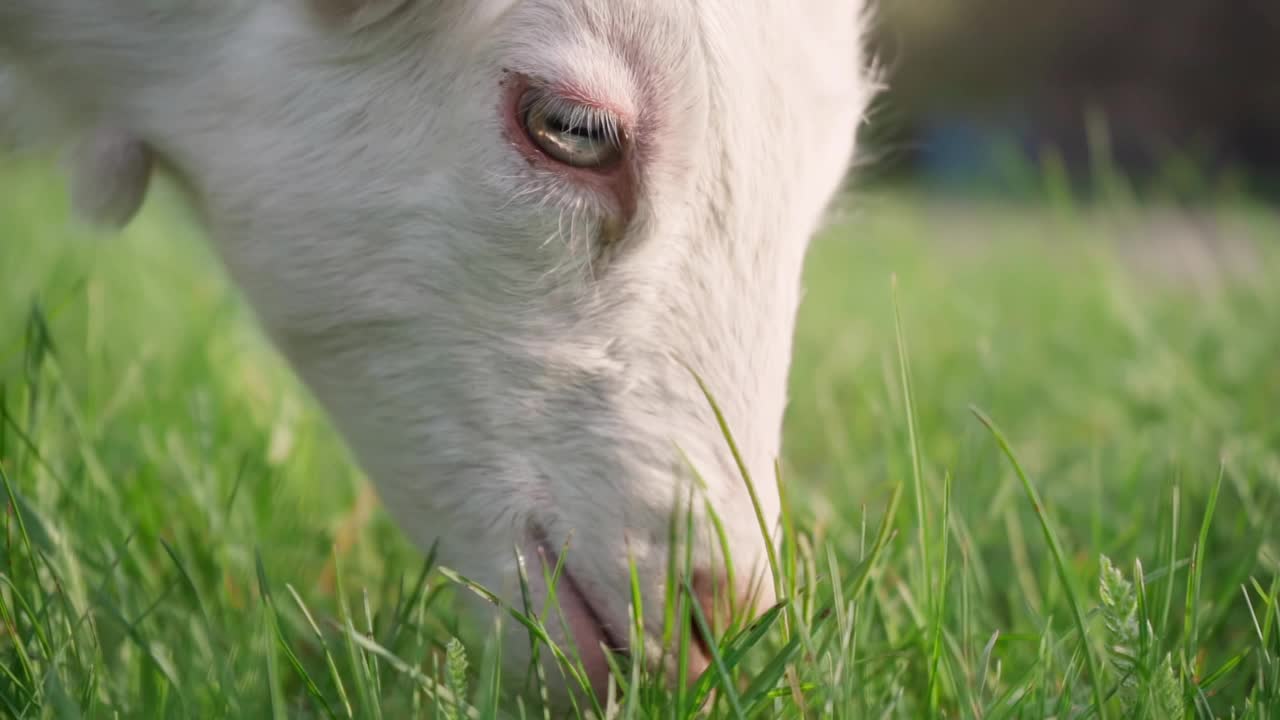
520 90 623 170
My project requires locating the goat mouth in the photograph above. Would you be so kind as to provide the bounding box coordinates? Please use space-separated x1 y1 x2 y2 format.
525 529 628 700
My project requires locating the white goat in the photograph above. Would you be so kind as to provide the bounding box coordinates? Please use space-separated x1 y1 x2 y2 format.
0 0 876 705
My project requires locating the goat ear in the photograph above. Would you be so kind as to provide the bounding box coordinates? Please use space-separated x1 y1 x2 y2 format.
66 128 153 231
306 0 414 30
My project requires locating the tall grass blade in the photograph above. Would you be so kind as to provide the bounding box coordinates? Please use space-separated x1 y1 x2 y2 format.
971 406 1109 720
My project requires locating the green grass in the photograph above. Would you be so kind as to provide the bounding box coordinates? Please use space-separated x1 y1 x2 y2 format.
1 155 1278 718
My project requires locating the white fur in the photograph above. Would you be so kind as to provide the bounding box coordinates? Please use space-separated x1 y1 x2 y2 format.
1 0 877 704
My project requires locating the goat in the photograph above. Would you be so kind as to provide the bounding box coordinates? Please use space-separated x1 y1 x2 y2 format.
0 0 877 705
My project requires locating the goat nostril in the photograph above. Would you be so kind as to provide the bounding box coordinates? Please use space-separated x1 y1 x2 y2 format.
690 570 733 638
686 568 756 669
672 567 775 689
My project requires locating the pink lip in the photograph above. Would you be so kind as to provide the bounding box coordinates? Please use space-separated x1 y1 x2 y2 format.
524 533 626 703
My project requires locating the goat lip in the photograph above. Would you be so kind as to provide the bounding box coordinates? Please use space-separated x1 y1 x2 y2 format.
525 533 628 701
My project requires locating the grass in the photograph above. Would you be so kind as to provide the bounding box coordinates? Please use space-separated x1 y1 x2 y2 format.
1 154 1278 718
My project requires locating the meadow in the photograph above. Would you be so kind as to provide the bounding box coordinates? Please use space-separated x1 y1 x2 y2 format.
1 155 1277 718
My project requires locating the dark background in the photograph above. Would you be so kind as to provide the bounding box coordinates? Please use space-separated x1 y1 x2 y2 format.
863 0 1280 198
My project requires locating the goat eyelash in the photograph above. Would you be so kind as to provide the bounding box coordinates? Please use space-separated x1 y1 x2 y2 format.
518 87 625 151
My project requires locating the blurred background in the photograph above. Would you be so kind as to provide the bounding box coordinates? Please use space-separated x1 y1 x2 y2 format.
4 2 1277 200
860 0 1280 200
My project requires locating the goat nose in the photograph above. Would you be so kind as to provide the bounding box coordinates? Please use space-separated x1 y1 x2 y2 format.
682 568 775 679
690 570 734 638
692 567 775 629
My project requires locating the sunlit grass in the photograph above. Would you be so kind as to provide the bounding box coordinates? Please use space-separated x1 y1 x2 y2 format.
1 155 1278 717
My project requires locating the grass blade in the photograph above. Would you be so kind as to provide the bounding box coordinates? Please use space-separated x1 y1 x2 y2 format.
970 406 1109 720
1183 464 1223 682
